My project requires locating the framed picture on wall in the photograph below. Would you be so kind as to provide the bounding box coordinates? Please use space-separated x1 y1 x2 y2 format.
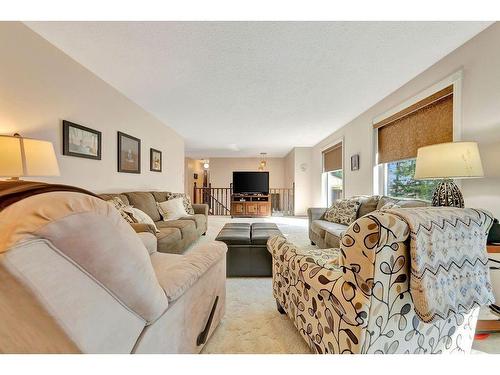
351 154 360 171
117 131 141 173
62 120 101 160
150 148 162 172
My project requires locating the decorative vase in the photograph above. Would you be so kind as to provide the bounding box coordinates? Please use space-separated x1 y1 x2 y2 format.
432 179 464 208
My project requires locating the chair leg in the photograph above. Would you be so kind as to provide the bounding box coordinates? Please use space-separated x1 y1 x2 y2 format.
276 300 286 315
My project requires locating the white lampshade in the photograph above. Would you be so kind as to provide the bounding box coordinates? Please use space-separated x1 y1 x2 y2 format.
0 134 60 178
414 141 484 180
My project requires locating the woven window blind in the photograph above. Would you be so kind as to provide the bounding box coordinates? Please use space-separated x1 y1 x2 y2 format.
374 85 454 164
323 143 342 172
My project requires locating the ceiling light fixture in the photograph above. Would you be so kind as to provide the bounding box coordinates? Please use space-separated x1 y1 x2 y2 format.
258 153 267 171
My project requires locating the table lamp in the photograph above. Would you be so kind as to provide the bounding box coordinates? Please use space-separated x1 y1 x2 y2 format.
0 134 60 180
414 141 484 208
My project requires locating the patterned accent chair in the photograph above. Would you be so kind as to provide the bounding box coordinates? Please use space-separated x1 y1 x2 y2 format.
268 210 481 354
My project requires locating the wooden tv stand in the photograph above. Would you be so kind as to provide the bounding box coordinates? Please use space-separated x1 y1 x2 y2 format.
231 194 271 218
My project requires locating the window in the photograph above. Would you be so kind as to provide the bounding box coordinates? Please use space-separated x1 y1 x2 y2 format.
322 142 343 206
374 85 454 200
326 170 343 206
385 158 440 201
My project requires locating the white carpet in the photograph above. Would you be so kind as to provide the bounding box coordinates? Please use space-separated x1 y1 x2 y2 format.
187 215 498 354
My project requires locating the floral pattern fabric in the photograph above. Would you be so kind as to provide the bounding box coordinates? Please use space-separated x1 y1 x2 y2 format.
323 199 360 225
268 210 479 354
107 196 136 224
166 192 195 215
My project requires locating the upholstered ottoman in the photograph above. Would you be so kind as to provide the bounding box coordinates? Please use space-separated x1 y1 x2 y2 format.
215 223 281 277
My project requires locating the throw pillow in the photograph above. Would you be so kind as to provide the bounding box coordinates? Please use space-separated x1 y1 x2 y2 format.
126 207 160 233
165 192 195 215
324 198 361 225
108 196 136 224
157 197 188 221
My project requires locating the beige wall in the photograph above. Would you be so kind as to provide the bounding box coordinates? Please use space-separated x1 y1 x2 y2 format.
184 158 204 195
207 157 287 188
311 22 500 218
0 22 185 193
283 147 312 216
293 147 313 216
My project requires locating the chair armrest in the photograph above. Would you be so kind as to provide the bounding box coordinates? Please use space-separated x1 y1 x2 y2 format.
267 234 368 353
192 204 209 216
130 222 157 235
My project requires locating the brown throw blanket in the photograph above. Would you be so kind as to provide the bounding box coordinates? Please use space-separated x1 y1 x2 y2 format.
388 207 495 323
0 180 99 211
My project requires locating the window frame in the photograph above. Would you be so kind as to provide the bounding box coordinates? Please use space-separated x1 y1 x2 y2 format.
372 71 463 197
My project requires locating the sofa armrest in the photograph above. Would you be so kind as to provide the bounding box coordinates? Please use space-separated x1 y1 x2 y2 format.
130 222 157 235
137 232 158 254
192 204 209 216
307 207 327 224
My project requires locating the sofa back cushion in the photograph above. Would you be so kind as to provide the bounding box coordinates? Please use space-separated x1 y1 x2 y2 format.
353 195 380 218
124 192 161 222
376 196 429 210
151 191 169 203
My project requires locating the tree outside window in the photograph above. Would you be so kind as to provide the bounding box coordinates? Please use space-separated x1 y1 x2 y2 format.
386 159 439 201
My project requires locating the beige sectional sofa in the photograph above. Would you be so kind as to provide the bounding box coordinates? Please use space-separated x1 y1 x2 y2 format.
99 191 208 254
308 195 428 248
0 191 226 353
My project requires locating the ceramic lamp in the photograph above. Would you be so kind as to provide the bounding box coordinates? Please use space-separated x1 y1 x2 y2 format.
414 141 484 208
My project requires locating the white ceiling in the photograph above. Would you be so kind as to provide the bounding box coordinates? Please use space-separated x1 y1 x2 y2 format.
26 21 492 158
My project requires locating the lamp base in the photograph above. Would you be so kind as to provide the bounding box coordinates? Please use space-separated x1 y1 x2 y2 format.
432 179 464 208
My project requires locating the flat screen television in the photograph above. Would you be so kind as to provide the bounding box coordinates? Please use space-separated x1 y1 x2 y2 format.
232 171 269 195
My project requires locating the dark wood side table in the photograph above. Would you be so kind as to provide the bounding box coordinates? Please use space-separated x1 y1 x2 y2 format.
476 244 500 333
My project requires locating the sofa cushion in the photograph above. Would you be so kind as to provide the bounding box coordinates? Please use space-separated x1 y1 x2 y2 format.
312 220 347 239
125 192 161 222
179 214 206 230
151 241 227 302
376 196 429 210
156 227 182 248
156 220 196 239
151 191 169 203
324 199 361 225
353 195 380 217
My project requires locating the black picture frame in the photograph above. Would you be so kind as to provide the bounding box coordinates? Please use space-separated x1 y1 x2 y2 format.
351 154 360 171
150 148 162 172
117 131 141 173
62 120 102 160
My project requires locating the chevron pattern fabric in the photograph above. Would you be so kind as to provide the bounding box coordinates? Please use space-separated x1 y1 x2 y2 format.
388 207 495 323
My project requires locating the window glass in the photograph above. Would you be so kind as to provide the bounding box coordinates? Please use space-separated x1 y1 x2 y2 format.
325 170 343 206
385 158 439 201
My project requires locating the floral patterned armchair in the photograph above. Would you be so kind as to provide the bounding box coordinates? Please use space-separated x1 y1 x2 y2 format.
268 210 480 354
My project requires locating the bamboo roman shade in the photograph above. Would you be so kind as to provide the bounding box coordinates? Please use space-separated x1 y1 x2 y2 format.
323 143 342 172
374 85 454 164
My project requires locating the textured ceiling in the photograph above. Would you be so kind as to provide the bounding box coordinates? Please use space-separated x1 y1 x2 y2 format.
26 21 492 157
